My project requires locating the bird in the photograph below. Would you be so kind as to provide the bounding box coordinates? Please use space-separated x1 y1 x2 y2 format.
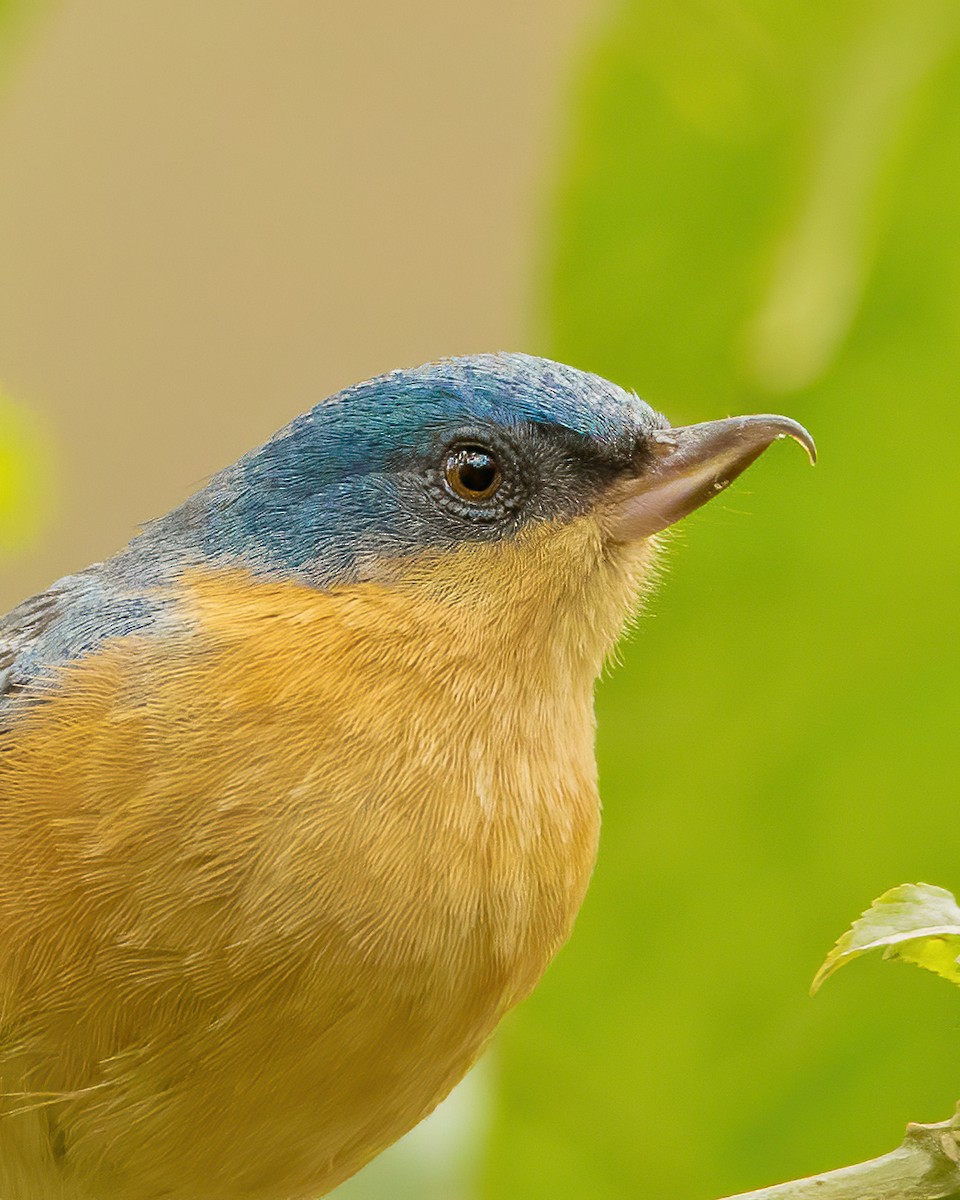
0 353 814 1200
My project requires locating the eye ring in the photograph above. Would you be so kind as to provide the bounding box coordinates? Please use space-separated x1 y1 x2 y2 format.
443 444 503 503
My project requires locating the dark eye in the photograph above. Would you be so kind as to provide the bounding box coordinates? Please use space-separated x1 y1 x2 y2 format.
443 445 503 502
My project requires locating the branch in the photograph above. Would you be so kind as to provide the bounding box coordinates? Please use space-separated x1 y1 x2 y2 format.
717 1108 960 1200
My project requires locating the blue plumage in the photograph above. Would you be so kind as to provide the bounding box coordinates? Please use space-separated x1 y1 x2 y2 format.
0 354 662 708
147 352 659 575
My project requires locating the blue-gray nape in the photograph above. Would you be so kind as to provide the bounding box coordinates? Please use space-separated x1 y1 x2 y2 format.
0 567 178 711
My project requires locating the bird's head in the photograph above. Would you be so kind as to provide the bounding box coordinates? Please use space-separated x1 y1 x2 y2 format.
150 353 813 678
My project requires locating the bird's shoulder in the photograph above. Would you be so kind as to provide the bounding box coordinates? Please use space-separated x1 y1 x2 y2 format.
0 564 174 719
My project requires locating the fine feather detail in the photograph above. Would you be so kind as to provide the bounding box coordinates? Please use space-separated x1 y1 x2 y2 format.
0 517 657 1200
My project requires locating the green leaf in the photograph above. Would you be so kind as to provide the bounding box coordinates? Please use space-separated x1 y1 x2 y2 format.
813 883 960 994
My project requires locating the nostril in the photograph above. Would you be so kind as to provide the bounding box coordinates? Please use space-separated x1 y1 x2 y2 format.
647 430 682 462
631 430 674 473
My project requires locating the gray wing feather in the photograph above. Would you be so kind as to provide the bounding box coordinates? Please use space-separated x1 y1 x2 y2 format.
0 566 174 720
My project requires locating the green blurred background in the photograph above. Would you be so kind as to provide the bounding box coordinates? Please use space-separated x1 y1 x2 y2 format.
2 2 959 1197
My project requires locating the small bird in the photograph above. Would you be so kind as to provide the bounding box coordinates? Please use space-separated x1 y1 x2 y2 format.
0 354 813 1200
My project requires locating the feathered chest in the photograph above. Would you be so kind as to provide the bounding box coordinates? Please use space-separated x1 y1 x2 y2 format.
0 565 607 1199
2 565 603 997
174 568 603 991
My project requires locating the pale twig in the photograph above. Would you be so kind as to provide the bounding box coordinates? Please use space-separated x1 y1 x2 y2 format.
717 1108 960 1200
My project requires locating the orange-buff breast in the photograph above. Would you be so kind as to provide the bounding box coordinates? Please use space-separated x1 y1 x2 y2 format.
0 556 607 1200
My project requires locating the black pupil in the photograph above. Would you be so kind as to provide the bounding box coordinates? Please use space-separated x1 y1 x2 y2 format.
457 450 497 495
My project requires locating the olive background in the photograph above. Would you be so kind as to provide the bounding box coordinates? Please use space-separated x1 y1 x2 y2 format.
1 4 959 1198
